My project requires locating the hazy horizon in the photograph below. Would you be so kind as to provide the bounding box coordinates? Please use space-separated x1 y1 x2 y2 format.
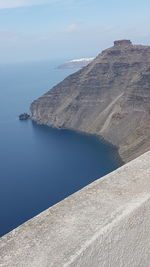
0 0 150 63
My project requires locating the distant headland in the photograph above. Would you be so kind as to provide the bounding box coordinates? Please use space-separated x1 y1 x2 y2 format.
30 40 150 162
57 57 94 69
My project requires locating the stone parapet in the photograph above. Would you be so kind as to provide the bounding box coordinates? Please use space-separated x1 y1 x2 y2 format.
0 151 150 267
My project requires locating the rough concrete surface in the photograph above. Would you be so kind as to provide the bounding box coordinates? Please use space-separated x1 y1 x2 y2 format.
0 151 150 267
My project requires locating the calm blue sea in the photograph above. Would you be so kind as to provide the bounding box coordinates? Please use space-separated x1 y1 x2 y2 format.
0 60 122 237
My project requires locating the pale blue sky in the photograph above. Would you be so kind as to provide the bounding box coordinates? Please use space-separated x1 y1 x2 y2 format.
0 0 150 62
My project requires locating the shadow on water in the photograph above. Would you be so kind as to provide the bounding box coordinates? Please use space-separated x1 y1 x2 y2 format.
0 120 122 237
0 60 123 237
0 121 121 236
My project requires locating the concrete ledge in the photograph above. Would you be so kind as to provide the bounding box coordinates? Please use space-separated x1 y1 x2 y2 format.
0 151 150 267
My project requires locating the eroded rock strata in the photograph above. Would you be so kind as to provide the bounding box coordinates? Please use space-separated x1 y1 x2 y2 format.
30 40 150 162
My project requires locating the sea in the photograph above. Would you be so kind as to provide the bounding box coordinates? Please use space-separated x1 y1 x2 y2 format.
0 59 122 237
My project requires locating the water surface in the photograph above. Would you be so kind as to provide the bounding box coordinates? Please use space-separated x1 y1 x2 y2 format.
0 61 122 237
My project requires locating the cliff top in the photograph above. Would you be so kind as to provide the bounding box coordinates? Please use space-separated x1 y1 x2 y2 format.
114 39 133 47
30 40 150 162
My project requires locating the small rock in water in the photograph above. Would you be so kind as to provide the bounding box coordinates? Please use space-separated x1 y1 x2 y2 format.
19 113 30 120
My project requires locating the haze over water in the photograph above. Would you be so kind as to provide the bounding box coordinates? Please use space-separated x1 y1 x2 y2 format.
0 60 122 237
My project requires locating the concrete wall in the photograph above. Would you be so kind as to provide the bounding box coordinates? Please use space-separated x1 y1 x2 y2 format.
0 151 150 267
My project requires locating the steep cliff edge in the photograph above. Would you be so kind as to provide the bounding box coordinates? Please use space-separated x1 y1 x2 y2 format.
30 40 150 162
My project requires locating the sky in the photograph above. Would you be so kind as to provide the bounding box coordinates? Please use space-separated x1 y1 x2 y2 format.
0 0 150 63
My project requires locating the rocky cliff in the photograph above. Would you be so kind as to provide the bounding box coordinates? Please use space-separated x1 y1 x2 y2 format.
30 40 150 162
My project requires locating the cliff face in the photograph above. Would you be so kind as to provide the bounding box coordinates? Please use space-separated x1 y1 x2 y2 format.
30 40 150 162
